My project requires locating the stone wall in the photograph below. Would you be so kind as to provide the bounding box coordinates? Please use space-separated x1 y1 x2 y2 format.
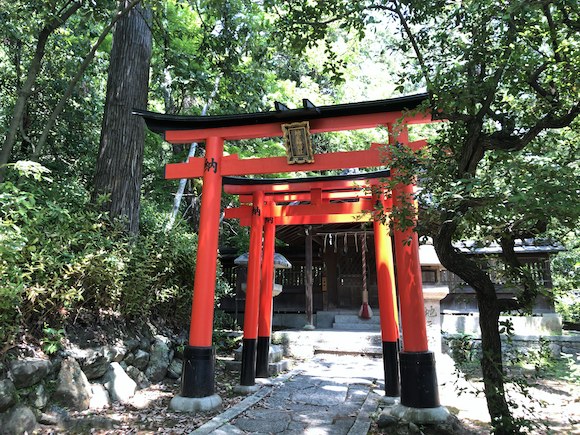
0 329 184 434
442 333 580 364
441 313 563 336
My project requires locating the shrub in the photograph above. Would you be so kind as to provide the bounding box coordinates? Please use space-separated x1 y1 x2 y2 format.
552 243 580 324
0 162 231 346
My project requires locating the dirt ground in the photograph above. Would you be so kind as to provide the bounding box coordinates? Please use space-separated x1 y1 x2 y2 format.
431 353 580 434
35 354 580 434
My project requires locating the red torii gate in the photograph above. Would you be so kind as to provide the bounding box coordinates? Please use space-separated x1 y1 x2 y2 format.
223 171 407 395
135 93 440 411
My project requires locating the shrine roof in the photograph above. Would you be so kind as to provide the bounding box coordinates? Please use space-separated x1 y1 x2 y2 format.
133 93 428 134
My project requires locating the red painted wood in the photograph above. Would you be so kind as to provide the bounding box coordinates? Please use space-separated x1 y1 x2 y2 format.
188 136 223 347
167 145 381 179
166 140 426 179
235 213 374 227
226 199 374 220
390 126 429 353
224 179 374 195
243 191 265 340
373 193 400 343
278 199 373 217
238 190 373 203
258 209 275 337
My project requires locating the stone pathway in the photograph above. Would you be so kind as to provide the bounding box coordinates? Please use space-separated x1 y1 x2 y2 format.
194 354 384 434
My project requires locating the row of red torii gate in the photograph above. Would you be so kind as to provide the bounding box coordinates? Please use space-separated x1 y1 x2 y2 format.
136 93 441 411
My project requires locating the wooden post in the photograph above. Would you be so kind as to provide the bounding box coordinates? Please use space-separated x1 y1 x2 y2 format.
389 124 440 409
305 226 314 328
181 136 223 398
240 190 265 386
373 191 400 397
256 213 275 378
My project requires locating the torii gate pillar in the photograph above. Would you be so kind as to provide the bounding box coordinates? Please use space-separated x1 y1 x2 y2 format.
373 192 401 398
256 212 276 378
170 136 223 411
390 126 441 410
239 191 265 389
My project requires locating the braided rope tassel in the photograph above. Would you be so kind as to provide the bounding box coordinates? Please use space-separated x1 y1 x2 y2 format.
358 233 373 319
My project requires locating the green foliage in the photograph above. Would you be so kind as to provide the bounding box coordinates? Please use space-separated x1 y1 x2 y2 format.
0 0 114 167
448 333 478 367
41 325 65 355
213 310 241 353
500 328 555 434
0 162 231 346
552 236 580 324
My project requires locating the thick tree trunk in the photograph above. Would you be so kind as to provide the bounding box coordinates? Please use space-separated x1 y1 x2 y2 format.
433 216 515 434
476 289 514 434
92 1 152 235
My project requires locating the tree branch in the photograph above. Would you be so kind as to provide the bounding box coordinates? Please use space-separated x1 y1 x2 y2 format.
433 212 496 299
527 62 552 99
499 235 539 311
484 102 580 151
388 0 433 95
0 0 82 182
32 0 143 161
556 3 580 31
475 17 517 123
543 3 562 63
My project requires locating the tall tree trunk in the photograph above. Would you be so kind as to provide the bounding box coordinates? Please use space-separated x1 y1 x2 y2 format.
433 215 516 434
92 1 152 235
476 289 514 434
0 1 81 182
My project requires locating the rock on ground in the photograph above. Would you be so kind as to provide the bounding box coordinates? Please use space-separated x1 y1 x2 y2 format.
126 365 151 389
0 379 16 412
79 348 110 380
0 405 38 435
9 358 51 388
90 383 111 409
377 412 399 428
145 335 172 382
132 349 150 371
52 357 92 410
104 344 127 363
29 383 48 409
104 362 137 403
167 358 183 379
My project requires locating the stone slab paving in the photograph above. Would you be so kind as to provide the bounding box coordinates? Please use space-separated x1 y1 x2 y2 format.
193 354 384 434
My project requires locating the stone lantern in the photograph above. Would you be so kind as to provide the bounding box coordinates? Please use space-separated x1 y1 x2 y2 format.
234 252 292 297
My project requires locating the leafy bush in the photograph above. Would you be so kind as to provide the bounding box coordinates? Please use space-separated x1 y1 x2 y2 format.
0 162 231 346
552 243 580 324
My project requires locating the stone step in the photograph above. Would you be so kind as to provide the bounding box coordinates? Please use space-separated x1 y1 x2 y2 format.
332 322 381 331
333 314 381 325
272 330 383 358
314 346 383 356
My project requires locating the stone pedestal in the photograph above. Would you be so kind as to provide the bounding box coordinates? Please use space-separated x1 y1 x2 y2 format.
422 286 449 353
169 394 222 412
